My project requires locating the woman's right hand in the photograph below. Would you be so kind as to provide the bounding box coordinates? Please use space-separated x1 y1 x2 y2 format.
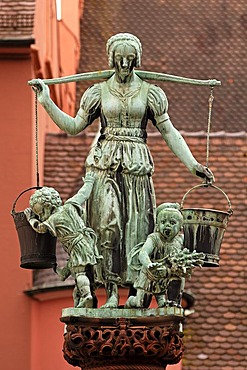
30 78 50 105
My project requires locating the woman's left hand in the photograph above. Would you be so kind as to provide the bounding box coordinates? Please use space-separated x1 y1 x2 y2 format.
194 163 215 184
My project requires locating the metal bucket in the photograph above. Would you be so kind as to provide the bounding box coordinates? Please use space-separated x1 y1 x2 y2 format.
181 184 232 267
11 187 57 269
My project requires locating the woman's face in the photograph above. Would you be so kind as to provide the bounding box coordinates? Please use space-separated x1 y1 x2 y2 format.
113 43 137 81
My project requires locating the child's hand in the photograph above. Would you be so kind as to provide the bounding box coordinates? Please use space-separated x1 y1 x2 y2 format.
84 171 97 183
24 208 35 221
147 262 168 279
147 262 162 270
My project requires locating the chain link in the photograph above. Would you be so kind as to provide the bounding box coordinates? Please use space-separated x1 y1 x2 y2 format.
35 90 40 187
206 86 214 168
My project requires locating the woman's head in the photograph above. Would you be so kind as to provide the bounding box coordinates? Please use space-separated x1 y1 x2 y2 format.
106 33 142 68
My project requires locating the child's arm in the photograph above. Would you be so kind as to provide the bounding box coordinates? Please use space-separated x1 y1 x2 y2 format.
24 208 48 234
138 237 156 268
67 172 96 205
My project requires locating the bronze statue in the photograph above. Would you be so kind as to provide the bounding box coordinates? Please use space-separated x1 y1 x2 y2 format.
125 203 204 308
25 172 102 308
30 33 214 308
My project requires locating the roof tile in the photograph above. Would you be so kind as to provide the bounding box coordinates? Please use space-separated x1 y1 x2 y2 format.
0 0 35 40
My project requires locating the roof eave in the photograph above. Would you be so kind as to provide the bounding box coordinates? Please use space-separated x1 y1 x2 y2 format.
0 38 35 58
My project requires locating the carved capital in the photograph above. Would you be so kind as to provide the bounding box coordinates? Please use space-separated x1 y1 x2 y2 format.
62 313 184 369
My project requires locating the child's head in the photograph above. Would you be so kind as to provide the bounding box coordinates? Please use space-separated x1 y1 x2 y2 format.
156 204 183 241
30 187 62 221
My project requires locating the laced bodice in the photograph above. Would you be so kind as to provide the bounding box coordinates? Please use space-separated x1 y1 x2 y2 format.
79 74 169 175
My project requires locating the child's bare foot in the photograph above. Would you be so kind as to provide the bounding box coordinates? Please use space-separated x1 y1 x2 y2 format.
77 294 93 308
100 294 119 308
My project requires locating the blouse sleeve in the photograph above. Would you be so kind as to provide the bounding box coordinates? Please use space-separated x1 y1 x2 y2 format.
43 216 57 237
147 84 170 126
76 83 101 126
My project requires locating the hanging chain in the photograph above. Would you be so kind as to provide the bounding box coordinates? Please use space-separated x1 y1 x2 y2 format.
206 86 214 169
35 89 40 187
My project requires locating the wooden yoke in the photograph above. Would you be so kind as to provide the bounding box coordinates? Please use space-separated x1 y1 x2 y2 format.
28 69 221 87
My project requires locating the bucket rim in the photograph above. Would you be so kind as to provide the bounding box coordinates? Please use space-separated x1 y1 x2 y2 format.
181 208 231 216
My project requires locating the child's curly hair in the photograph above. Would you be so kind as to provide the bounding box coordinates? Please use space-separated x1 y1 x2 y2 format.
30 187 62 209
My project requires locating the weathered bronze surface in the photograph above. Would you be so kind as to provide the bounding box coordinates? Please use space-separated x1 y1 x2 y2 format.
12 187 57 269
28 33 215 309
126 203 204 308
25 173 102 308
25 32 224 369
182 208 229 266
181 184 232 266
28 69 221 87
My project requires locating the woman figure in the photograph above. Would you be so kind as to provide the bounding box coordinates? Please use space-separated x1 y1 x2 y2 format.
33 33 213 308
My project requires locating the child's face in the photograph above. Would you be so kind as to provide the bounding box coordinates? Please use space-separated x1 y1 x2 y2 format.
158 211 182 241
32 202 52 222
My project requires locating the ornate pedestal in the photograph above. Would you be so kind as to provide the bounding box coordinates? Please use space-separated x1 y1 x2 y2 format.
61 307 184 370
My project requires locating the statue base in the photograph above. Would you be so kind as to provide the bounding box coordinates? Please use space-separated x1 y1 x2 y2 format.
61 307 184 370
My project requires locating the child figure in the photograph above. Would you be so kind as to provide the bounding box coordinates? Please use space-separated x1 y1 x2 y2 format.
125 203 204 308
24 172 103 308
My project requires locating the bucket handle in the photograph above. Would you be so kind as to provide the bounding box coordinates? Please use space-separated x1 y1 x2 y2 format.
11 186 42 215
180 184 233 216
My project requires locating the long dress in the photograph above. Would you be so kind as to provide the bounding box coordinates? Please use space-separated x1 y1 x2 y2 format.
79 73 169 285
